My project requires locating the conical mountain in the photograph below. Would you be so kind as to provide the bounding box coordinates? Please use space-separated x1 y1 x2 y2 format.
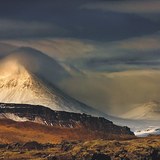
0 51 104 116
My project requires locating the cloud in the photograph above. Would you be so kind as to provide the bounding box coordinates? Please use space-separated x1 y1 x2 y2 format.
0 1 159 41
118 32 160 51
0 3 158 41
0 19 67 39
4 32 160 72
59 32 160 72
83 51 160 72
82 0 160 14
59 69 160 115
2 38 95 60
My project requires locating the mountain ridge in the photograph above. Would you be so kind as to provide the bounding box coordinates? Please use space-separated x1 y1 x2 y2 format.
0 103 134 138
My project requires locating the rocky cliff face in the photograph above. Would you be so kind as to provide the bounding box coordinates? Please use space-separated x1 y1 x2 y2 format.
0 103 134 136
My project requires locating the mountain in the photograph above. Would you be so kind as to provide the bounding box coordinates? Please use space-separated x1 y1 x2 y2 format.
0 45 159 137
0 103 134 134
0 56 159 136
1 46 70 83
0 54 109 117
121 101 160 120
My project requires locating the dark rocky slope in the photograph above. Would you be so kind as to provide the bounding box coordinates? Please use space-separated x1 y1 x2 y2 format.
0 103 134 136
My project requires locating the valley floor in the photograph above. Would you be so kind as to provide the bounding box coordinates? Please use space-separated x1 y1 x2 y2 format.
0 135 159 160
0 119 159 160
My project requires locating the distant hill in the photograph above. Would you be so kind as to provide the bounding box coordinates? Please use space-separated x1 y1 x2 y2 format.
121 101 160 120
0 103 134 143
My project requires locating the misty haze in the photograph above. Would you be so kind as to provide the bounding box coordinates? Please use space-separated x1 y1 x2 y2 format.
0 0 159 160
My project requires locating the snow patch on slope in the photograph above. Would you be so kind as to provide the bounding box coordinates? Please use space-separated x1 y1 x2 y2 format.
0 113 45 124
0 113 29 122
135 126 160 137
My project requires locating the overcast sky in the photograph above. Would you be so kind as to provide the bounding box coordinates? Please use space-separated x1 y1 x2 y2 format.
1 0 160 115
0 0 160 41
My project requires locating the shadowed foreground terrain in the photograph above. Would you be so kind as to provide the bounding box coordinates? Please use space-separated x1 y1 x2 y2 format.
0 136 159 160
0 119 134 144
0 119 159 160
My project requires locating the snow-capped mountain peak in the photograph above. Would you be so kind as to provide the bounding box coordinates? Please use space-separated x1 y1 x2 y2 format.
0 55 105 117
0 58 58 108
0 59 33 88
